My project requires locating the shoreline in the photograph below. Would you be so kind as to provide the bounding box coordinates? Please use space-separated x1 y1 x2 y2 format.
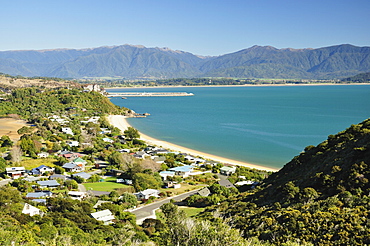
108 115 279 172
105 83 370 90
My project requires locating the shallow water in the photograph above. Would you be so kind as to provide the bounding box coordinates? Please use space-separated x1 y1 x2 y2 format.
108 85 370 170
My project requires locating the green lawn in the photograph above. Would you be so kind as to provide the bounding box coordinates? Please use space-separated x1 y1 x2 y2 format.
83 181 130 192
180 206 206 217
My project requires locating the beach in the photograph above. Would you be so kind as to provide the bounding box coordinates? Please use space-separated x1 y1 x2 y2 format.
108 115 279 172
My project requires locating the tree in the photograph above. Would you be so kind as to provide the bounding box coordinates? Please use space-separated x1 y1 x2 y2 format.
124 127 140 140
0 135 13 148
132 172 162 191
118 192 138 208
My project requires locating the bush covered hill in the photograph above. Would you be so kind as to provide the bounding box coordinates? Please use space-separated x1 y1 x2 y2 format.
213 118 370 245
1 44 369 80
341 72 370 83
0 87 129 120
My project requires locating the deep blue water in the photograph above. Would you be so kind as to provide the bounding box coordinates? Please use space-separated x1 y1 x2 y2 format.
108 85 370 170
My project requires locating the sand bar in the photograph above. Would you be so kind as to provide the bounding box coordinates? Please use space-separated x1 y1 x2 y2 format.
108 115 279 172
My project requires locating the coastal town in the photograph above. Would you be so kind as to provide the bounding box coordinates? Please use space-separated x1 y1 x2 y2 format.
0 84 268 232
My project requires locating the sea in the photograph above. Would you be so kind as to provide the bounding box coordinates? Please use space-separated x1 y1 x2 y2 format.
108 85 370 170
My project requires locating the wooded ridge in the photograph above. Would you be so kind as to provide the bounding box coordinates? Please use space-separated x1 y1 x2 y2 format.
1 44 369 80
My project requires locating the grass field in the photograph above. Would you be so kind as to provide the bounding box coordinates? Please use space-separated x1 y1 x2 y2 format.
20 158 57 169
83 180 130 192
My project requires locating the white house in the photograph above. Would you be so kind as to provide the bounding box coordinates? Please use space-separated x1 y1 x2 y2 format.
91 209 115 225
220 166 237 176
66 141 79 147
62 127 74 135
102 137 114 143
68 191 87 200
168 165 194 178
6 167 26 179
134 189 160 200
22 203 44 217
37 152 49 158
31 165 54 175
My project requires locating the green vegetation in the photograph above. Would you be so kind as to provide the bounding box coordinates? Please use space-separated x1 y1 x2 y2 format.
204 118 370 245
83 181 131 192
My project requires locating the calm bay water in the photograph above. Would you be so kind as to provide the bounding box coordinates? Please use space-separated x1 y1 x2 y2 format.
108 85 370 170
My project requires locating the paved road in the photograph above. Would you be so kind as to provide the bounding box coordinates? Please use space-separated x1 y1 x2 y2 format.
217 173 236 188
129 188 201 224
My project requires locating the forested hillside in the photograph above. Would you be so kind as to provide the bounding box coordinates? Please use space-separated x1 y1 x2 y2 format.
1 44 369 79
213 118 370 245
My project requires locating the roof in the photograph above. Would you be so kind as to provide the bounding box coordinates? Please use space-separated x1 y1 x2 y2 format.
37 180 60 187
49 174 67 180
169 165 194 172
73 157 86 163
26 191 52 198
137 189 160 196
91 209 115 222
62 162 78 169
220 166 236 172
197 187 211 197
72 172 91 180
6 167 26 172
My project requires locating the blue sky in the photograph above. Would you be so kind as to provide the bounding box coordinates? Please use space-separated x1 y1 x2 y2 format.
1 0 369 56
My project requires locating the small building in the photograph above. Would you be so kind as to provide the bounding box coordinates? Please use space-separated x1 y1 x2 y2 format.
168 165 194 178
72 157 87 171
133 151 149 159
197 187 211 197
22 203 44 217
220 166 237 176
59 151 81 159
91 209 115 225
152 156 166 164
102 137 114 143
72 172 91 180
37 180 60 188
134 189 160 200
66 141 79 147
49 174 68 181
68 191 87 200
25 191 53 199
6 167 26 179
62 162 83 172
62 127 74 135
159 171 176 180
37 152 49 158
31 165 55 176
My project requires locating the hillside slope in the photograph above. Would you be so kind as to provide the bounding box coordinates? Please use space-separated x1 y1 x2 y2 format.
0 44 369 79
216 118 370 245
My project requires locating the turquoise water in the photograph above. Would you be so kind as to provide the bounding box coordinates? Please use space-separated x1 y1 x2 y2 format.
108 85 370 170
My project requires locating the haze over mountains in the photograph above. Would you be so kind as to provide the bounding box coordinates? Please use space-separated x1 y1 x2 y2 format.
0 44 369 79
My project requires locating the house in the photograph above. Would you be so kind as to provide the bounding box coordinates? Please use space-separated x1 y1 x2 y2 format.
31 165 55 175
159 171 176 180
37 180 60 188
168 165 194 178
72 157 87 171
68 191 87 200
62 127 74 135
220 166 237 176
72 172 91 180
22 203 44 217
102 137 114 143
134 189 160 200
25 191 53 199
99 128 111 134
49 174 68 181
152 156 166 164
91 209 115 225
37 152 49 158
164 180 181 189
59 151 81 159
197 187 211 197
133 151 149 159
62 162 82 172
235 181 259 186
66 141 79 147
6 167 26 179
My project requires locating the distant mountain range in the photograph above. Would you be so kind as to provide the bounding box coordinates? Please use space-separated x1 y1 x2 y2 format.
0 44 369 79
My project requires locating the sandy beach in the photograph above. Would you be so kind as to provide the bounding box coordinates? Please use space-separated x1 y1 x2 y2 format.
108 115 279 172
